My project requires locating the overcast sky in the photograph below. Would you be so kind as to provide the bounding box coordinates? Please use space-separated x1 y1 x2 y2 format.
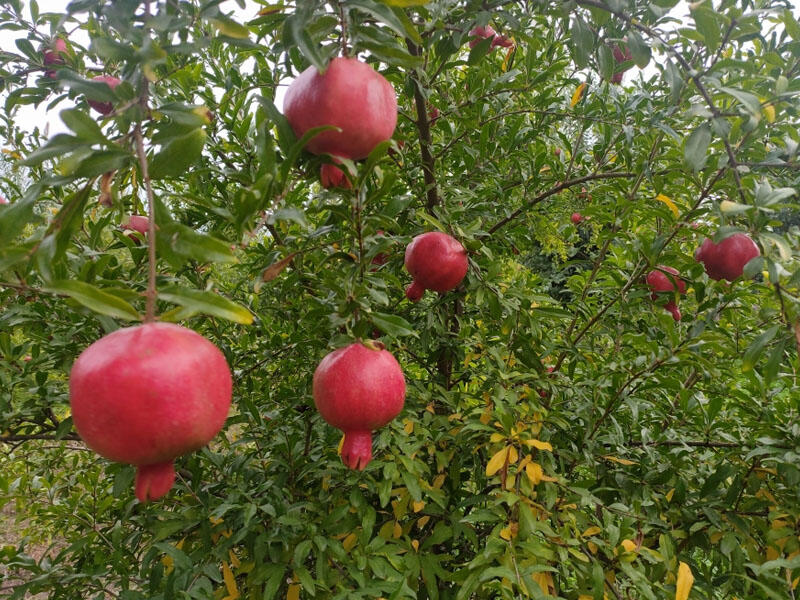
1 0 793 138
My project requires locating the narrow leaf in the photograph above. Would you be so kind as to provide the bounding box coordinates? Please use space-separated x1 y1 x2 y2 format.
675 562 694 600
44 280 140 321
158 286 254 325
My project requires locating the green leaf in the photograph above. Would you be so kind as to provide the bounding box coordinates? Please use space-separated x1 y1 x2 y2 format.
741 325 779 372
20 134 87 166
60 108 109 144
371 312 417 337
346 0 422 46
691 8 721 53
684 123 711 171
379 0 429 6
149 128 207 179
626 31 651 68
570 15 593 68
209 16 251 39
158 286 254 325
44 280 140 321
284 12 327 73
157 221 237 264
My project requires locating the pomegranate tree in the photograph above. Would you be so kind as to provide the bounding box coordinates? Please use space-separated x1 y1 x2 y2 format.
404 232 469 302
69 323 232 502
694 232 760 281
646 266 686 321
283 57 397 186
312 342 405 470
88 75 121 115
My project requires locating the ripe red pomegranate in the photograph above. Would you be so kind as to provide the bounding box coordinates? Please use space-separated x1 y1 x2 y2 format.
313 342 405 470
610 45 633 84
69 323 232 502
646 266 686 321
284 56 397 173
404 232 468 302
320 163 351 190
469 25 496 48
571 212 583 225
88 75 121 115
694 233 760 281
43 38 68 78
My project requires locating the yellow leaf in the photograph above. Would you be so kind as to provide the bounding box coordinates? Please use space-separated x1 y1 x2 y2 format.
666 488 675 502
222 561 239 599
582 526 602 538
499 526 513 540
228 550 240 568
533 572 554 594
417 515 430 529
412 500 426 513
588 541 598 554
525 462 543 485
501 45 514 72
507 446 518 465
490 433 505 443
432 474 446 489
602 455 637 466
342 532 358 551
656 193 680 218
403 419 414 434
287 583 301 600
523 439 553 451
763 102 775 123
411 539 419 552
675 562 694 600
571 83 587 107
392 521 402 539
486 446 510 476
621 539 637 553
337 434 345 455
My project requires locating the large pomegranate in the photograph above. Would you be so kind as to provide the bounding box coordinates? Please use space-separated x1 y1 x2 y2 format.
283 57 397 170
312 342 405 471
404 232 468 302
694 233 760 281
69 323 232 502
88 75 121 115
646 266 686 321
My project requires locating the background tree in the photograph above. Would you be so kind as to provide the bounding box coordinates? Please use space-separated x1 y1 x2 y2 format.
1 0 800 599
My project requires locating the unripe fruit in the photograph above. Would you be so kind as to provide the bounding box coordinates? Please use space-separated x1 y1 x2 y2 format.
283 57 397 162
404 232 468 302
88 75 121 115
313 342 405 470
69 323 232 502
646 266 686 321
571 212 583 225
694 233 760 281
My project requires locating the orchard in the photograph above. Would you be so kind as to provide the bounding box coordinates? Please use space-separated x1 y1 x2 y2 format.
1 1 800 599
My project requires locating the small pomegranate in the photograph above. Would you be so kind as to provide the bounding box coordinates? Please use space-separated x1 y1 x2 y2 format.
646 266 686 321
694 233 760 281
283 57 397 169
43 38 68 78
468 25 496 48
88 75 121 115
313 342 405 470
69 323 232 502
320 162 351 190
571 212 583 225
404 232 468 302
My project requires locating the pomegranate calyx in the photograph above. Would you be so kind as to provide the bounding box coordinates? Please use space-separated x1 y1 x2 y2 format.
135 461 176 502
405 280 425 302
341 431 373 471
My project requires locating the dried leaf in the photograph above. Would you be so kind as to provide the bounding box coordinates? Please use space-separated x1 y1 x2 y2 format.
524 439 553 451
603 455 637 466
261 252 297 282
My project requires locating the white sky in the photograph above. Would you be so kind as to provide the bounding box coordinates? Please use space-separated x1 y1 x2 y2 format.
1 0 795 138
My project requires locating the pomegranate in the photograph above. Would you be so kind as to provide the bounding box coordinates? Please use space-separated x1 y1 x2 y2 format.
694 233 760 281
283 57 397 167
404 232 469 302
69 323 232 502
610 45 633 84
43 38 68 78
320 162 351 190
313 342 405 470
571 212 583 225
646 266 686 321
468 25 496 48
0 195 8 205
88 75 121 115
122 215 150 235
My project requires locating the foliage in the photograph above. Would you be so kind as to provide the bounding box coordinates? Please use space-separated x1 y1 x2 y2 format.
1 0 800 598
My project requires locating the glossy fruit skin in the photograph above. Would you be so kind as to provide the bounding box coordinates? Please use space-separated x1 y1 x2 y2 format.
571 212 583 224
88 75 121 115
404 232 468 302
283 57 397 161
312 342 405 470
695 233 760 281
69 323 232 501
646 266 686 321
